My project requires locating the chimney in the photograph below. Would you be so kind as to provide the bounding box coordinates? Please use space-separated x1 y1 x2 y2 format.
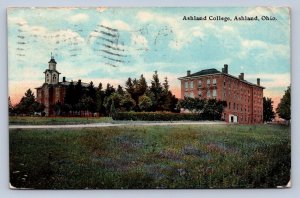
63 77 66 82
257 78 260 86
187 70 191 76
223 64 228 74
240 73 244 80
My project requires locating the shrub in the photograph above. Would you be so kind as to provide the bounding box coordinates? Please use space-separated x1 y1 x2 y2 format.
112 112 207 121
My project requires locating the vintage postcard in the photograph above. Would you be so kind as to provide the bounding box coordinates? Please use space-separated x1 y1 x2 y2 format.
8 7 291 189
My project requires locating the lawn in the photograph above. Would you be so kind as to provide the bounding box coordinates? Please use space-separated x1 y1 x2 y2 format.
9 116 113 125
9 124 290 189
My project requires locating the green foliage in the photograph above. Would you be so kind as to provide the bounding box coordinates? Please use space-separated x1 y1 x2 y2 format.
8 97 13 113
125 75 148 110
263 97 275 122
149 71 164 111
59 71 179 116
138 95 153 111
178 98 227 120
112 112 203 121
120 94 136 111
9 116 113 125
276 86 291 121
104 93 122 115
13 89 45 115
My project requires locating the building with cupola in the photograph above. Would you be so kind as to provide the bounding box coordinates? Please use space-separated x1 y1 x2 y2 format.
35 55 89 116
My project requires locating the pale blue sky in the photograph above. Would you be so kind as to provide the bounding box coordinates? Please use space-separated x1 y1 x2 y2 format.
7 7 290 104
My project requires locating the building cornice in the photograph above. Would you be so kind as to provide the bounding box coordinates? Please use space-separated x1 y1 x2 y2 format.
178 72 265 89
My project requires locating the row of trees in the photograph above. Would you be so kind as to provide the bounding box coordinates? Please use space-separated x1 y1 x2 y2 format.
9 90 45 116
53 71 178 116
263 86 291 122
177 97 227 120
8 73 291 122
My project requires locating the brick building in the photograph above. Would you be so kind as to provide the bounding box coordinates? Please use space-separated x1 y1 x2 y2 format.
178 64 264 124
35 56 89 116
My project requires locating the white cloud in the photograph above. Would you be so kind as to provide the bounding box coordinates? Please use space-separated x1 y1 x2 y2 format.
68 13 89 23
101 19 131 31
245 73 290 88
246 7 288 17
137 11 154 22
239 39 290 60
131 34 148 48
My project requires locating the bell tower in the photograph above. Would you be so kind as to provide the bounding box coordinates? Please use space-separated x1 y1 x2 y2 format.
44 53 60 84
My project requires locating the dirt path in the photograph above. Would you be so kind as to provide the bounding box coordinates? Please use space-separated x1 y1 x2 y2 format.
9 121 226 129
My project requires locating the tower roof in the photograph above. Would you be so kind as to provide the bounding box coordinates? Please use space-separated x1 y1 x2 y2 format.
48 57 57 64
48 53 57 64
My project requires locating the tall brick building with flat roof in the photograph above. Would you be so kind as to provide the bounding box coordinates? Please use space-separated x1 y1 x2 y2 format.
178 64 264 124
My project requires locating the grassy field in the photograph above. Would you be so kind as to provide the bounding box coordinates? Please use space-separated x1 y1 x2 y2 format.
9 116 113 125
9 124 290 189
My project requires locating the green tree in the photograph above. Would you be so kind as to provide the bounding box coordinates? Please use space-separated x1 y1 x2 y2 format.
64 81 75 111
105 83 116 97
8 97 13 114
276 86 291 121
125 75 148 110
87 81 96 101
104 93 122 115
149 71 164 111
120 93 136 111
138 95 153 111
117 85 125 95
74 80 83 110
161 77 178 112
263 97 275 122
14 89 44 115
178 97 203 112
96 82 105 115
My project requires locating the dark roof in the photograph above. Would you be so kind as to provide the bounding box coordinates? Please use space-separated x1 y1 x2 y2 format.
35 81 90 89
48 58 57 64
44 69 61 74
59 81 90 88
189 68 221 77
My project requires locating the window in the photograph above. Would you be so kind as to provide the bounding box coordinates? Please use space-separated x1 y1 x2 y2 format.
229 102 231 109
185 81 188 90
213 89 217 97
190 81 194 89
184 92 189 97
223 80 226 86
198 80 202 87
213 78 217 85
207 90 211 97
190 92 194 98
207 79 211 86
198 90 202 97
